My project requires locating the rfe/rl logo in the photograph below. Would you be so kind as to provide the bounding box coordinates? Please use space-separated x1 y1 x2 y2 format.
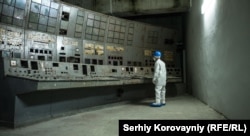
210 124 244 132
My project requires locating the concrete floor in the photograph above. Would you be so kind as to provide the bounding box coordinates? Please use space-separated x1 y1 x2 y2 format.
0 94 225 136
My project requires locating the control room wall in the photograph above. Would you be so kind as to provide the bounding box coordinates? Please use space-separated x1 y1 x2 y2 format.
186 0 250 119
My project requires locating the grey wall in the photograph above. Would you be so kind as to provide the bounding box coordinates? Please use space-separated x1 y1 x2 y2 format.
186 0 250 119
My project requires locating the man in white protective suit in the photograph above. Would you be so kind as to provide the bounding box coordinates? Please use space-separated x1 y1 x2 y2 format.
150 51 167 107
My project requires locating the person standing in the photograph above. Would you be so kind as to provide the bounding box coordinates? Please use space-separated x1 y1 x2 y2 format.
151 51 167 107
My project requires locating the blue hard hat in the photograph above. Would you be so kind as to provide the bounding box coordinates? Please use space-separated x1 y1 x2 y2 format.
153 51 161 57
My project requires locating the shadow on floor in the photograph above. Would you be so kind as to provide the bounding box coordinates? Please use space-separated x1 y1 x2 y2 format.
129 99 152 106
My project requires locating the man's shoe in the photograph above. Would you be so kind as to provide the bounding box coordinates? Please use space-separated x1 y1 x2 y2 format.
150 103 162 107
161 103 166 106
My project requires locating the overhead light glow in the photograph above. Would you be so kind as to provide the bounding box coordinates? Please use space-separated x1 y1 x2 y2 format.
201 0 214 14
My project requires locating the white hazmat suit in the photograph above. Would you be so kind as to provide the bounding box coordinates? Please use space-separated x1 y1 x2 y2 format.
152 58 167 106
